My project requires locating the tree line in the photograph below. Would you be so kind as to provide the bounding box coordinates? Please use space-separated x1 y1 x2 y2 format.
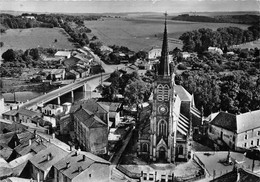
174 49 260 116
179 24 260 53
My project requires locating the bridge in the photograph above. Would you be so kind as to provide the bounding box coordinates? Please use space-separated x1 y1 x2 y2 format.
21 73 110 110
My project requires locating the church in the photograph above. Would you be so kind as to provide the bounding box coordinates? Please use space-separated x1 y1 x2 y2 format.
137 14 202 163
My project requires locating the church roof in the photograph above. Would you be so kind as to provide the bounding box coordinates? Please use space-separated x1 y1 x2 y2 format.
158 13 170 77
175 85 192 102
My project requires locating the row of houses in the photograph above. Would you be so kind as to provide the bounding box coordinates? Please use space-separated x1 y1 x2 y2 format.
0 124 110 182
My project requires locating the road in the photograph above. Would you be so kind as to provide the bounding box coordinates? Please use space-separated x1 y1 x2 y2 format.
21 73 111 110
21 47 125 110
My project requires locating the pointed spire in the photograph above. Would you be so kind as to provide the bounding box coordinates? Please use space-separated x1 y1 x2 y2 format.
158 12 170 76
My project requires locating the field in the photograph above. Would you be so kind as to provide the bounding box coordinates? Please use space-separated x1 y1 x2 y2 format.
85 17 249 52
0 27 75 60
231 39 260 49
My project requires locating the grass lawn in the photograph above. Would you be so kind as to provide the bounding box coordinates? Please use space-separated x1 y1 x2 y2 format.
0 27 75 60
85 18 249 52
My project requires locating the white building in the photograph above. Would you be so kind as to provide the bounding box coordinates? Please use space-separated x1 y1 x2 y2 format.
208 47 223 55
208 110 260 151
54 51 71 59
148 48 161 59
180 52 191 59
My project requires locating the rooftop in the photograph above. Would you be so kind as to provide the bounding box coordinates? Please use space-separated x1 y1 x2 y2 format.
175 85 192 102
211 168 260 182
210 110 260 133
54 51 71 57
53 151 109 179
29 144 68 172
74 108 107 128
194 151 260 178
18 109 41 118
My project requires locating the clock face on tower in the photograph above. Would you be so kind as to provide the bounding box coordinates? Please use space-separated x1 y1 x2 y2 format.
158 105 168 114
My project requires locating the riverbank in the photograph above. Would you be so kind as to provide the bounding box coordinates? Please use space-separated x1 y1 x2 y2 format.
0 78 58 93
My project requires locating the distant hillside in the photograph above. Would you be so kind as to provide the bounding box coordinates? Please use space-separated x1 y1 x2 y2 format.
172 14 260 24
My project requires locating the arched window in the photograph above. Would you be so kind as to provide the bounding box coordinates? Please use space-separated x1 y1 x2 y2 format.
157 84 170 101
158 120 167 136
164 85 169 101
142 143 149 152
157 84 163 101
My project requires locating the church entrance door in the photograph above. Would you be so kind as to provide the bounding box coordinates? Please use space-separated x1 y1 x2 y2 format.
159 147 166 161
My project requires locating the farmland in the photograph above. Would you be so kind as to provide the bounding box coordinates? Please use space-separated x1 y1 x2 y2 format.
85 17 249 51
0 27 75 60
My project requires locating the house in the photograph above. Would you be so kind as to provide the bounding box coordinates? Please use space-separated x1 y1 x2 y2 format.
54 51 71 59
99 45 113 53
14 138 49 158
17 109 41 123
76 68 89 78
98 102 123 128
73 106 108 154
42 104 63 116
211 168 260 182
193 151 260 181
53 150 110 182
208 110 260 151
29 144 68 182
2 110 19 122
148 47 161 59
59 114 73 135
43 69 66 81
1 122 28 134
0 132 19 149
208 47 223 55
72 99 109 124
69 70 80 79
180 52 191 59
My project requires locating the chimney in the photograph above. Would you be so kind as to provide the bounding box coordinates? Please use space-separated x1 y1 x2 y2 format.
29 139 32 146
66 162 70 169
34 130 37 138
78 166 83 173
236 168 240 182
52 133 55 139
82 155 85 161
47 153 52 161
70 145 72 151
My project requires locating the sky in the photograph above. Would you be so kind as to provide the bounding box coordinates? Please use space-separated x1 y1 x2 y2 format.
0 0 259 14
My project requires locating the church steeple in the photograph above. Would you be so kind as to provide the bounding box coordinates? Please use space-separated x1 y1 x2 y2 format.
158 12 170 76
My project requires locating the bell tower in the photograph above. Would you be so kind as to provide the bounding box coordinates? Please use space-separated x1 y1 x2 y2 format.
150 12 177 163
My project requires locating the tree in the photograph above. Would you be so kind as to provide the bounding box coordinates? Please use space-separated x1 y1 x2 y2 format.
124 79 151 122
2 49 18 62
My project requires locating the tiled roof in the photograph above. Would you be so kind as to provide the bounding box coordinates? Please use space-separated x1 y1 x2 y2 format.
237 110 260 133
210 110 260 133
15 138 48 156
211 168 260 182
0 146 13 161
2 110 18 116
18 109 41 118
9 153 34 168
54 151 109 179
29 144 68 172
0 132 17 145
175 85 192 102
16 131 35 144
3 123 28 133
98 102 122 112
74 108 107 128
210 112 237 132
